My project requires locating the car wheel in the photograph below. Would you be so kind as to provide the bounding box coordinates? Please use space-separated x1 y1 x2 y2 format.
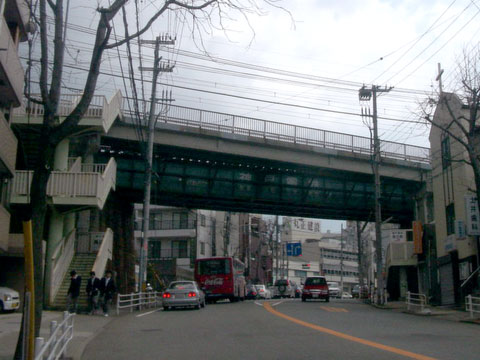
0 301 3 313
196 302 201 310
163 306 170 311
325 297 330 303
301 297 306 302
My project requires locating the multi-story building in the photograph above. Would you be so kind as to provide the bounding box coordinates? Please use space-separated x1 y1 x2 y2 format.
133 205 242 288
0 0 30 294
0 1 121 308
429 92 480 306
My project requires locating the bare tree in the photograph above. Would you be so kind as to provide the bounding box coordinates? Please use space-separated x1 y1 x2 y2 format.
16 0 287 356
422 46 480 214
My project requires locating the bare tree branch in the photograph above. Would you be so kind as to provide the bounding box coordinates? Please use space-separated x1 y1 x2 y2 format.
105 0 217 49
48 0 64 113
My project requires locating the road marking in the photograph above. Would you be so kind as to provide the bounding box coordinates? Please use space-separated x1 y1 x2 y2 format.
254 301 264 307
320 306 348 313
272 301 285 307
263 303 438 360
136 310 158 317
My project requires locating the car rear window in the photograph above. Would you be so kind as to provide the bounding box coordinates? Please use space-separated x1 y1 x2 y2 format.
275 280 289 286
305 277 327 286
170 282 195 290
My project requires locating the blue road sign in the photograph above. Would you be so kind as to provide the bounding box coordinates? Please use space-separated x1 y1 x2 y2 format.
286 242 302 256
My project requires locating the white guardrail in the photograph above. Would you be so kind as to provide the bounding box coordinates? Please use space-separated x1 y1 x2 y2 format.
116 291 161 315
406 291 427 312
465 295 480 318
34 311 74 360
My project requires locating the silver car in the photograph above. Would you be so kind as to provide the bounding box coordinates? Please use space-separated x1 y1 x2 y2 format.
162 281 206 310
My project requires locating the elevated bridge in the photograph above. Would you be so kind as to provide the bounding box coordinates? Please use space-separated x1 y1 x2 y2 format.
97 102 431 224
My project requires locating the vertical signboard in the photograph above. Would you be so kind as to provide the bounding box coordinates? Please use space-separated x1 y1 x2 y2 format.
412 221 423 254
465 194 480 236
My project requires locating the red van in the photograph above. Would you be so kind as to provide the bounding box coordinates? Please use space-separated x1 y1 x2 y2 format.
301 276 329 302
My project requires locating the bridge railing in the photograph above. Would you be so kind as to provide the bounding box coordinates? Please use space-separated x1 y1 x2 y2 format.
122 102 430 164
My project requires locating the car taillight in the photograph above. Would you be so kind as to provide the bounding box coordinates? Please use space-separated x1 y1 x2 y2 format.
259 289 264 292
252 292 257 295
188 292 197 297
163 292 171 298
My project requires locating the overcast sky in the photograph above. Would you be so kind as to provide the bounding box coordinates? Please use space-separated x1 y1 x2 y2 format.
29 0 480 232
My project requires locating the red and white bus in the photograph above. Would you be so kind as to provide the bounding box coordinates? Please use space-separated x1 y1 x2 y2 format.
194 257 246 303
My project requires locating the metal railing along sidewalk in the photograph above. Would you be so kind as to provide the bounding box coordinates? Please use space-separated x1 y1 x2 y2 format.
406 291 427 312
34 311 74 360
116 291 161 315
465 294 480 318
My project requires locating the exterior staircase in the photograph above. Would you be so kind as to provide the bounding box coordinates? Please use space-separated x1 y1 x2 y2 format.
52 254 96 311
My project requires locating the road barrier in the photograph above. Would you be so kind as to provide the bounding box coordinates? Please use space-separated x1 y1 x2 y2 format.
465 294 480 318
34 311 74 360
406 291 427 312
116 291 160 315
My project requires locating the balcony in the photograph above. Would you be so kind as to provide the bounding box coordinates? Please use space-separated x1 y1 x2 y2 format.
0 15 25 107
134 219 197 239
0 204 11 252
386 241 417 268
12 91 123 133
10 157 116 209
0 114 17 176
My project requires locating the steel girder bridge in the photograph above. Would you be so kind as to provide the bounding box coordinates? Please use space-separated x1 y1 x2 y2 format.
97 136 424 224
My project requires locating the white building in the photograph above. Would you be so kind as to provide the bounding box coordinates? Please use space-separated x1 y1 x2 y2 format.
133 205 241 285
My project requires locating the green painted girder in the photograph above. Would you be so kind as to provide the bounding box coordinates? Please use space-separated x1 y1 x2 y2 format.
98 138 419 222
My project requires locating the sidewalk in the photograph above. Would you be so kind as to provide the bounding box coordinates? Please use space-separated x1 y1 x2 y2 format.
0 311 113 360
371 300 480 324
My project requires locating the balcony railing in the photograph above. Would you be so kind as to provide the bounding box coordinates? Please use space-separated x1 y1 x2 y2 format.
11 157 116 209
0 115 18 176
12 91 123 133
135 219 197 231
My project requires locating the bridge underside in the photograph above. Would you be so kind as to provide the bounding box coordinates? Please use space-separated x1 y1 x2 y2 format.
99 137 421 224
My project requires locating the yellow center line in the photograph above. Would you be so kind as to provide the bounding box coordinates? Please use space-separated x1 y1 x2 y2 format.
320 306 349 312
263 302 438 360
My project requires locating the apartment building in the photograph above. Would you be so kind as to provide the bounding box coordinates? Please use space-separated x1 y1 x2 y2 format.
133 205 241 287
429 93 480 306
0 0 121 306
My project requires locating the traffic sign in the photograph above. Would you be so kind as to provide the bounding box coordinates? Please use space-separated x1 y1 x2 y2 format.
286 242 302 256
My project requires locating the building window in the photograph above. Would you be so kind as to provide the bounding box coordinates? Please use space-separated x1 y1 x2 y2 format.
172 240 188 258
200 214 206 227
441 136 451 169
200 242 205 255
148 240 162 259
294 270 307 278
446 203 455 235
314 223 320 232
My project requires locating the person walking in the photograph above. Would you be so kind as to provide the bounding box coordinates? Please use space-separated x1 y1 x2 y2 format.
67 270 82 314
100 270 116 317
86 271 101 315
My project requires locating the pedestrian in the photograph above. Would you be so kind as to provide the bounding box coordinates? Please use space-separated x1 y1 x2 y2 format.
67 270 82 314
86 271 101 315
100 270 116 317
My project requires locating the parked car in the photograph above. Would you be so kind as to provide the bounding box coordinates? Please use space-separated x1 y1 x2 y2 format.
327 281 340 298
352 285 360 298
0 287 20 312
254 284 271 299
302 276 329 302
341 292 352 299
245 284 258 300
162 281 205 310
273 279 296 298
352 284 369 299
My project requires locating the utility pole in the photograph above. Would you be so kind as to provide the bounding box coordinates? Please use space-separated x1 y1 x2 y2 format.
138 35 175 291
359 85 392 305
275 215 279 283
223 212 231 256
340 223 344 298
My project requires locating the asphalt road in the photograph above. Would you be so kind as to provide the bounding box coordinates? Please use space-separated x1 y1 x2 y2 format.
81 299 480 360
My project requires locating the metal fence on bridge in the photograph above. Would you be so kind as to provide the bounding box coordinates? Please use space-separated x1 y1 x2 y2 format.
122 102 430 164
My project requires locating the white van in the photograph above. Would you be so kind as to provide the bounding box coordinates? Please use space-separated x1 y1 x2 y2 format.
0 287 20 312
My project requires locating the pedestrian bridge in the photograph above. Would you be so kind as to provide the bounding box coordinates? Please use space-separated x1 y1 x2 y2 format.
97 101 431 224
